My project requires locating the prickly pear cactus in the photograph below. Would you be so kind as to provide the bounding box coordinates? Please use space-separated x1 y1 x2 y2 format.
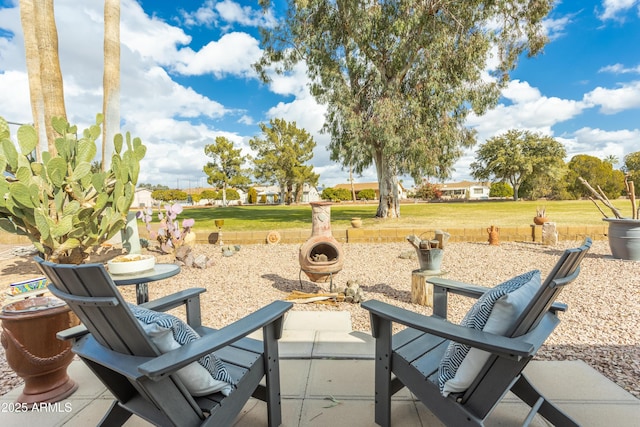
0 115 146 263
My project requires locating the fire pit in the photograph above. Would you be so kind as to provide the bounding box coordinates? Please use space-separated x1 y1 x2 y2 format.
299 202 344 289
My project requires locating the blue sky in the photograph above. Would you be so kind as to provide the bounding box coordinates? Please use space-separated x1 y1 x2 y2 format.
1 0 639 190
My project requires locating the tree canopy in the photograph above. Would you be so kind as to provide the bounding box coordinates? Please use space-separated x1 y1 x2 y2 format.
256 0 552 217
566 154 625 199
470 129 566 201
249 118 319 204
623 151 640 195
203 136 251 206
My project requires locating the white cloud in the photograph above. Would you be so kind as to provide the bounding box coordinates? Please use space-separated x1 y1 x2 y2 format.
599 63 640 74
0 71 32 124
238 115 254 125
119 1 193 66
172 32 262 78
267 62 310 97
543 14 575 40
583 80 640 113
215 0 277 28
597 0 640 21
180 0 217 27
562 127 640 162
179 0 277 29
466 80 587 141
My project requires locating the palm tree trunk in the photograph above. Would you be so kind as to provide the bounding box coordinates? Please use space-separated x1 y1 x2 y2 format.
19 0 47 160
102 0 120 170
33 0 66 155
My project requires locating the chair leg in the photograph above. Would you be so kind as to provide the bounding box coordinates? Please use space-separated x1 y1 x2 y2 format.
263 323 283 427
98 400 133 427
373 317 393 427
511 375 580 427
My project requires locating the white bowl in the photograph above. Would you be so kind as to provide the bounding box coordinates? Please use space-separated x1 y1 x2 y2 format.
107 254 156 275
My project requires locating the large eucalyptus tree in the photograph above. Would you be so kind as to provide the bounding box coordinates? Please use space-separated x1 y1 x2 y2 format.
256 0 553 217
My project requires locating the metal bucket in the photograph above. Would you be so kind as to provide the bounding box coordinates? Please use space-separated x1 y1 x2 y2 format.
415 248 444 273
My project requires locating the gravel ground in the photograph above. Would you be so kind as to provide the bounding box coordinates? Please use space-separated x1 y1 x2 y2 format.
1 239 638 399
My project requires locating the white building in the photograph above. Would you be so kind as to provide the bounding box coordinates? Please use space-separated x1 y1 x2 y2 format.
436 181 491 200
132 188 154 208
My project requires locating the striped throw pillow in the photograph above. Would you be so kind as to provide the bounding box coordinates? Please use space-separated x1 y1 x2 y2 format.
438 270 540 396
130 304 235 396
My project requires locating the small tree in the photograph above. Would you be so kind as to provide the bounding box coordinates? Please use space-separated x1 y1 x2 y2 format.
471 130 566 201
203 136 251 207
250 118 319 205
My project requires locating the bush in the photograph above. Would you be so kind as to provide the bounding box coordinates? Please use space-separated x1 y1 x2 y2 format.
357 188 376 200
214 189 240 200
489 182 513 198
414 182 442 200
151 189 188 202
247 187 258 204
321 187 352 201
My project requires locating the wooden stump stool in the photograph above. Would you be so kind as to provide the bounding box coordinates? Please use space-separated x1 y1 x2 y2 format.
411 269 435 307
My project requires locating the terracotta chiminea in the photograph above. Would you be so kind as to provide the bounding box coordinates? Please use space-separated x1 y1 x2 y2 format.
299 202 344 285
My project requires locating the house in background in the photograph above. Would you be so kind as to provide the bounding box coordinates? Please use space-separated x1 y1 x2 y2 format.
252 184 321 204
301 183 321 202
133 188 154 208
332 182 407 200
435 181 490 200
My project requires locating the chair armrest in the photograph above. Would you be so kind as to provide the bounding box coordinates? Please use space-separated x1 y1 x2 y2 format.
426 277 488 299
362 299 535 360
140 287 206 327
57 324 90 341
426 278 568 316
74 334 154 381
139 300 293 380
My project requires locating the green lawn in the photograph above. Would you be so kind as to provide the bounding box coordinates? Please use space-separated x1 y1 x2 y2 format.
150 199 629 232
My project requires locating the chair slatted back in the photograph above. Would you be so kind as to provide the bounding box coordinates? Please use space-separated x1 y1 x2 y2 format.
510 239 590 337
36 257 158 357
36 257 206 425
461 238 592 415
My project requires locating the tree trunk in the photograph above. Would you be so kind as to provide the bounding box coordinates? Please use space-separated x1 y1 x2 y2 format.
222 182 227 206
33 0 66 155
19 0 47 160
349 164 356 201
375 151 400 218
102 0 120 170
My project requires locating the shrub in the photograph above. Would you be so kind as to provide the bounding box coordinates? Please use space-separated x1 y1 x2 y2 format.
152 189 188 202
322 187 351 201
414 182 442 200
357 188 376 200
489 182 513 198
247 187 258 204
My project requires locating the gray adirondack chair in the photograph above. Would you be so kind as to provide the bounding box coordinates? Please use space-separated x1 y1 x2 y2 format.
362 238 592 427
35 257 292 427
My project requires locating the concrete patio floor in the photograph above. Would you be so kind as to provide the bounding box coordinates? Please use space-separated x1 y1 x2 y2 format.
1 311 639 426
